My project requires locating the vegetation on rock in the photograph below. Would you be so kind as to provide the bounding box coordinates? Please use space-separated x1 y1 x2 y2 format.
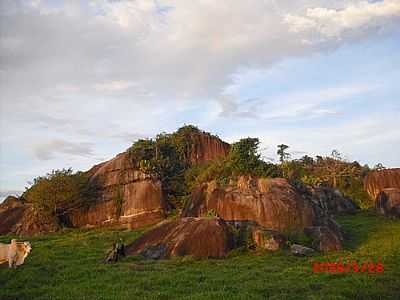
16 125 382 221
185 137 281 189
279 150 373 208
127 125 377 209
23 168 98 223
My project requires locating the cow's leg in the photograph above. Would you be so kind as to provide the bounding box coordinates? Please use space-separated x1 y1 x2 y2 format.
8 258 13 268
8 254 17 269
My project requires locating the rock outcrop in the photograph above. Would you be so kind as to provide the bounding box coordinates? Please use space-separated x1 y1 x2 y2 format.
375 188 400 218
296 184 359 215
182 176 349 252
0 196 59 236
125 217 234 259
0 196 28 235
185 132 230 165
183 177 317 232
0 129 232 236
364 168 400 200
64 152 166 229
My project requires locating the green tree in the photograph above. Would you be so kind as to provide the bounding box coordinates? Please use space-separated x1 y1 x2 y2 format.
229 138 261 175
373 163 385 171
24 168 94 221
277 144 290 163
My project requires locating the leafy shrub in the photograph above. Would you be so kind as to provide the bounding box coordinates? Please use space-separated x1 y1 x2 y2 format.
229 138 261 175
23 168 97 222
191 138 281 187
280 152 375 208
205 209 218 218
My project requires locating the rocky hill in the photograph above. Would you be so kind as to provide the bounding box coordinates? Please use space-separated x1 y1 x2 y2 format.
0 125 383 244
0 127 231 235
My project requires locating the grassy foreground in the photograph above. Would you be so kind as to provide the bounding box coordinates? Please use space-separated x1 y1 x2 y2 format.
1 211 399 300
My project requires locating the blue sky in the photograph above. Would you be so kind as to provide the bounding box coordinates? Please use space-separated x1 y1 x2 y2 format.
0 0 399 199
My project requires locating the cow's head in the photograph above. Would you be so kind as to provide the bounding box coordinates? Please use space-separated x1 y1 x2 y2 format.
15 241 32 266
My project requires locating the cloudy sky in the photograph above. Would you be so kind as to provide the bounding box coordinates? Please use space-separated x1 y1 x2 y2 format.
1 0 399 199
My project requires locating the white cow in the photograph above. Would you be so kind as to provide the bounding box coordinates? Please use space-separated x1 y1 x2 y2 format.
0 239 32 268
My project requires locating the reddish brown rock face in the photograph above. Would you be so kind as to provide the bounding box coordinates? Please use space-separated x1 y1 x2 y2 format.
68 132 230 228
182 177 316 232
186 134 230 165
0 197 59 236
364 168 400 200
375 188 400 218
65 152 166 229
125 217 234 258
0 197 28 235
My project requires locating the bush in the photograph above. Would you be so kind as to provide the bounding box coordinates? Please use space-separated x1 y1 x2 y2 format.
23 168 97 222
229 138 261 175
191 138 281 186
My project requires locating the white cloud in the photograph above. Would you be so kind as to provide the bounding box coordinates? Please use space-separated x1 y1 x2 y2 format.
0 0 399 191
246 110 400 165
285 0 400 40
218 84 377 120
33 139 94 161
262 84 377 119
94 80 136 92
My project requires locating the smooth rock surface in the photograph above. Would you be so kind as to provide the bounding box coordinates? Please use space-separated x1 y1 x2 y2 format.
182 177 316 232
62 151 166 229
125 217 234 259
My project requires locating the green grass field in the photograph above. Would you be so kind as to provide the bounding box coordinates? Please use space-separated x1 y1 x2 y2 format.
1 211 399 300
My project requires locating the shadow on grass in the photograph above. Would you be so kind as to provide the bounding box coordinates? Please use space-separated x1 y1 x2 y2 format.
335 210 390 251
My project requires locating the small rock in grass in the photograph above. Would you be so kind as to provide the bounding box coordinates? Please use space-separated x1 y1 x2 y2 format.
290 244 315 257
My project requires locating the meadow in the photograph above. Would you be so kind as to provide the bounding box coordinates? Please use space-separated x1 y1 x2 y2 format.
1 211 399 300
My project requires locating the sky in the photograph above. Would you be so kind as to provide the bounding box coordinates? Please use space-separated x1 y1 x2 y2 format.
0 0 399 199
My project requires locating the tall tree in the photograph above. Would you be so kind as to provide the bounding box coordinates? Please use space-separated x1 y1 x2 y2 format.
277 144 290 163
229 138 261 175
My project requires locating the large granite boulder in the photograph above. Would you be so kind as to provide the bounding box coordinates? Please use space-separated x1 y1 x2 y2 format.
63 152 166 229
375 188 400 218
291 180 359 215
125 217 234 259
182 176 347 252
183 177 317 232
364 168 400 200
